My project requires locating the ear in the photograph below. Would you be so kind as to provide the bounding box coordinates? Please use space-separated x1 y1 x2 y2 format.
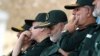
59 23 65 30
87 9 91 17
86 6 92 17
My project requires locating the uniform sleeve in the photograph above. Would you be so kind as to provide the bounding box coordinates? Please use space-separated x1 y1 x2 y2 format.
60 31 85 52
58 31 73 52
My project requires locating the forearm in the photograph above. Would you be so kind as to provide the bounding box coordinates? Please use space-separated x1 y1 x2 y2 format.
12 38 23 56
59 48 69 56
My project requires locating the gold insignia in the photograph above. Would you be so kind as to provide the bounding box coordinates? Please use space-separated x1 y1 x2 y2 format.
37 22 50 26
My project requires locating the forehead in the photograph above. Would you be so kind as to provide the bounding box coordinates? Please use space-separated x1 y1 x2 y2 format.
74 6 88 11
51 23 59 28
94 0 100 1
32 22 40 26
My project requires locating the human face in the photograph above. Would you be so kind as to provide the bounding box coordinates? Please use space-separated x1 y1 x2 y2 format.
93 0 100 17
72 6 89 26
30 22 43 40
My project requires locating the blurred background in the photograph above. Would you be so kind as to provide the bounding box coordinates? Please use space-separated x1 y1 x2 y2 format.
0 0 76 55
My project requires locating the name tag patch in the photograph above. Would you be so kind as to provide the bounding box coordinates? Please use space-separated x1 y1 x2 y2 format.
86 34 92 38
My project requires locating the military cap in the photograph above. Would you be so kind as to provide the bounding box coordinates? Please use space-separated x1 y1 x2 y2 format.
25 13 47 26
64 0 94 9
11 13 47 32
11 23 31 32
34 10 68 28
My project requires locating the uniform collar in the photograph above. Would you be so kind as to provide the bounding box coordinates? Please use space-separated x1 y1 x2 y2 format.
78 23 97 31
35 37 52 46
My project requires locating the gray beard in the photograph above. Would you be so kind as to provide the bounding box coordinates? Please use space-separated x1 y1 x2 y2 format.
93 8 100 17
50 32 62 43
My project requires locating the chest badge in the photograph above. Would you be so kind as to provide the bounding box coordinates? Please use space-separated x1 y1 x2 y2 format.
86 34 92 38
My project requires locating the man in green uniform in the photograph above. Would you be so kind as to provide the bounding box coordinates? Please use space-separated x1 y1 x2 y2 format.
90 0 100 56
64 0 100 56
62 0 100 56
62 0 97 56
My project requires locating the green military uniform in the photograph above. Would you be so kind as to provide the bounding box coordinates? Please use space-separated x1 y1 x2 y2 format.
40 23 97 56
22 37 53 56
40 44 60 56
40 31 72 56
77 25 100 56
67 24 99 56
92 25 100 56
59 23 97 55
94 34 100 56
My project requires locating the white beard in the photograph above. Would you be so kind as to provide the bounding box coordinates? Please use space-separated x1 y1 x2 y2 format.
93 7 100 17
50 31 62 43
